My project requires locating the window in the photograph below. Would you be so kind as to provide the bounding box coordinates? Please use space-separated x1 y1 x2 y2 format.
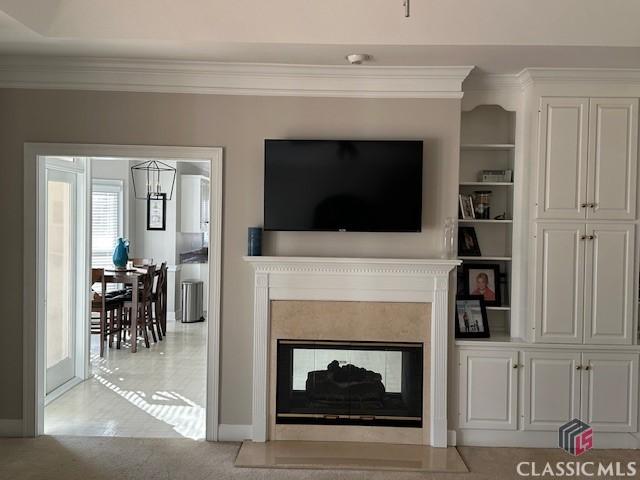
92 180 123 268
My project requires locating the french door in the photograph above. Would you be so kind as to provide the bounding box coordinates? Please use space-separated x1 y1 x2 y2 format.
45 166 79 395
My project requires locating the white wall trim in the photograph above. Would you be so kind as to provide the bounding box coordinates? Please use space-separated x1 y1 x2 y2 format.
243 256 460 447
0 56 473 99
218 424 253 442
0 419 23 437
23 143 223 441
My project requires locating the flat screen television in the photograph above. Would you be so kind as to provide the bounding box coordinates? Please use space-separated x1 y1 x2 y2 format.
264 139 423 232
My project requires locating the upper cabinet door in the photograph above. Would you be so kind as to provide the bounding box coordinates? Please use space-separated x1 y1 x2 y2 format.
587 98 638 220
536 97 589 219
533 223 586 344
584 224 635 345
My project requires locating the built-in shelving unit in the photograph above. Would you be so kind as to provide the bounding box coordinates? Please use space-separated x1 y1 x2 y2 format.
457 105 516 336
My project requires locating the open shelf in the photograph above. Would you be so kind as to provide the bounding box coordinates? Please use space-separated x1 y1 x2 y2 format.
459 182 513 186
460 143 515 151
459 256 512 261
458 219 512 224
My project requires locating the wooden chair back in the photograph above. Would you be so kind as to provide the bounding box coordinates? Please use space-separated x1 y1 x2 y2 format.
131 258 154 266
91 268 107 306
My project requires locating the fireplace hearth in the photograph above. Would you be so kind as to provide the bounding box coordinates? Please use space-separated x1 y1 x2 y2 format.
276 340 423 428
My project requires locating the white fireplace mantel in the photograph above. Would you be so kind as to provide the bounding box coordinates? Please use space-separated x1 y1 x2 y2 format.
243 256 461 447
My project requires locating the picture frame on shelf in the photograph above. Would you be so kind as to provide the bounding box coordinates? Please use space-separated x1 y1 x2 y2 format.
458 226 481 256
147 193 166 231
455 295 490 338
463 263 502 306
458 194 475 219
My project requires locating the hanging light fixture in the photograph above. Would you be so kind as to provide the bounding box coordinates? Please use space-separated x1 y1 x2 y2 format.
130 160 177 200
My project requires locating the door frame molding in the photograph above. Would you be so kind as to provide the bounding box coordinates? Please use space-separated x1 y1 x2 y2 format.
23 143 224 440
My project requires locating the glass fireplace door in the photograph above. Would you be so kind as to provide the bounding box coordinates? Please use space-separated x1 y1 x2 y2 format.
276 340 423 427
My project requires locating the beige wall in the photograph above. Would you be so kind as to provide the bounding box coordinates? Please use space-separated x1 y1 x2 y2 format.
0 89 461 425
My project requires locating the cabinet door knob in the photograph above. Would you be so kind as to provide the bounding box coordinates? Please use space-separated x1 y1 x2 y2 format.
585 365 591 371
590 203 596 209
513 364 519 369
580 203 588 208
580 235 587 240
587 235 595 240
576 365 582 370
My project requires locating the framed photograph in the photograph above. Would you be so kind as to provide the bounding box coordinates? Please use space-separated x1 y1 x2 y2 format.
147 193 166 231
455 295 490 338
458 194 475 219
458 226 481 256
463 263 501 306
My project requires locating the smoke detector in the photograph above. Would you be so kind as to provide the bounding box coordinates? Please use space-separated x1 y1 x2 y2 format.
346 54 371 65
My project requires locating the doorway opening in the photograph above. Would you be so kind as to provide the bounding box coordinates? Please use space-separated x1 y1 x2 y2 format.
24 145 223 441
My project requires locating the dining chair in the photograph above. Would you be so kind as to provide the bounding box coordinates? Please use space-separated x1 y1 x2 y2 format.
131 257 154 266
90 268 124 357
151 262 168 339
123 265 156 349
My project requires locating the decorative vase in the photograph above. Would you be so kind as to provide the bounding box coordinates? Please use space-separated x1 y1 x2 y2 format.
112 238 130 269
248 227 262 256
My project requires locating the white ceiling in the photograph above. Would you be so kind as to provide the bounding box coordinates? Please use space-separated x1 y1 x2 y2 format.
2 0 640 73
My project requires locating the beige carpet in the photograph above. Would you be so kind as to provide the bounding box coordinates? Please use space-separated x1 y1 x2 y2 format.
1 436 639 480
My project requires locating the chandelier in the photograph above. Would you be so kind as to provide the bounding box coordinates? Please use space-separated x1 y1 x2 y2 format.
130 160 177 200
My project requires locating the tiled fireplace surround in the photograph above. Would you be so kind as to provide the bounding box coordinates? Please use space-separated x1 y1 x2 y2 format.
244 257 460 447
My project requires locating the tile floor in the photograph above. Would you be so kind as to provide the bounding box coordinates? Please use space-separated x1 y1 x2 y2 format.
44 320 207 439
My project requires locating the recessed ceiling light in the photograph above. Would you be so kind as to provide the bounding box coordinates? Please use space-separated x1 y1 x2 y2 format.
346 54 371 65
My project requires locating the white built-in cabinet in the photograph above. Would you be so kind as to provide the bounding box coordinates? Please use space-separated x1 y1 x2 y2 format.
458 350 518 430
536 97 638 221
180 175 210 233
458 348 638 433
533 222 635 344
522 351 581 431
581 352 639 432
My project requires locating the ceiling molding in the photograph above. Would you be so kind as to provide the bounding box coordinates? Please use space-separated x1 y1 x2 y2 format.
0 56 474 99
463 73 521 93
518 67 640 89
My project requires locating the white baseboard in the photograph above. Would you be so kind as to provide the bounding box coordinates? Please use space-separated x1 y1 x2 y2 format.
456 429 640 449
218 424 252 442
167 309 182 322
0 419 23 437
447 429 457 446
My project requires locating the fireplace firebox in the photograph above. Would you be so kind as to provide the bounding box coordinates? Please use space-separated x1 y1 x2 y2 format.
276 340 423 428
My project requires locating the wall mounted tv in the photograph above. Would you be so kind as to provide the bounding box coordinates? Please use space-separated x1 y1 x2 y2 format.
264 139 423 232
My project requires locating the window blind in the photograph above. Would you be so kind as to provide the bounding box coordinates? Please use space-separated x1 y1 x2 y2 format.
92 181 123 268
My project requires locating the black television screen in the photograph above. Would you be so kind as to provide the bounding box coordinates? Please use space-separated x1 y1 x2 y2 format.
264 139 423 232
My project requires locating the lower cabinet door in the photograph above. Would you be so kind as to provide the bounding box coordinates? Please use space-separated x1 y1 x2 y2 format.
522 351 581 431
581 352 639 432
458 349 518 430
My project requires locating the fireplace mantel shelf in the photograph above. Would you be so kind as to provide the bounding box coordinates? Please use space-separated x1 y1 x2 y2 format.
243 256 461 272
244 255 459 448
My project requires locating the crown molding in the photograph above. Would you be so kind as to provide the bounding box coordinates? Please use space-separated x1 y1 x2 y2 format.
463 72 522 93
518 67 640 90
0 56 474 99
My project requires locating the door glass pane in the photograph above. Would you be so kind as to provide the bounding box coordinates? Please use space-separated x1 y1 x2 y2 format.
46 180 73 369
